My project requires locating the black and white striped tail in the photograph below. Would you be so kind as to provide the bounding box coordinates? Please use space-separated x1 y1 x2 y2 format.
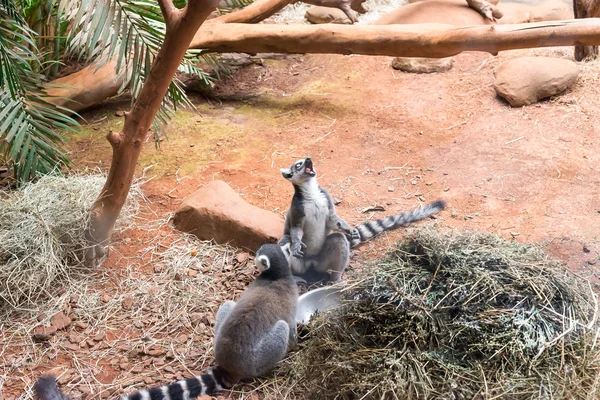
350 200 446 248
122 367 231 400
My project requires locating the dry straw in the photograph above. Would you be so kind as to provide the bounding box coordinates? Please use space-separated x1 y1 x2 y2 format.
0 174 143 314
261 228 600 400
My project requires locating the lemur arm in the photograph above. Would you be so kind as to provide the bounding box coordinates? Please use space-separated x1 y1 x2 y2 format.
290 226 305 259
326 213 353 234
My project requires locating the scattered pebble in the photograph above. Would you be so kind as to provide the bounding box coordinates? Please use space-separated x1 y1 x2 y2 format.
51 312 72 331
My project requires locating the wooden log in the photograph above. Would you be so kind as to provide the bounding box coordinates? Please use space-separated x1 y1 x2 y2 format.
191 19 600 58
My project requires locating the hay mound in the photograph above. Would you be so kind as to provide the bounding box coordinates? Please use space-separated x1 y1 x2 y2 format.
0 174 142 313
277 229 600 399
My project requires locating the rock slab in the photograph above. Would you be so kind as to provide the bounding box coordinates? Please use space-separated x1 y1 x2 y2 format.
173 180 284 250
493 57 579 107
392 57 454 73
305 6 353 24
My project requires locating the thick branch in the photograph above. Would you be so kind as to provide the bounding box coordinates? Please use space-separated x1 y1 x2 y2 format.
191 19 600 57
211 0 293 23
158 0 181 27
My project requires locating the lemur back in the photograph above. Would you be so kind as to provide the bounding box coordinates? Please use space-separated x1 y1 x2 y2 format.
34 244 298 400
279 158 446 283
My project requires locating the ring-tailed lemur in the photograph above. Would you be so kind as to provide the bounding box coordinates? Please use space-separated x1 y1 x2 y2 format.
33 244 298 400
278 157 446 283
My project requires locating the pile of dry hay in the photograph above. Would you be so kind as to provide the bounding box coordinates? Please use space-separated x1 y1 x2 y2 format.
269 229 600 399
0 174 142 313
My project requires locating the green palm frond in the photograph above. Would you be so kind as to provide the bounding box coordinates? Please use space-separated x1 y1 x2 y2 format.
0 2 79 183
61 0 221 141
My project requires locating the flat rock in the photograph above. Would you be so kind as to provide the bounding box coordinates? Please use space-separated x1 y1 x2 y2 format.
32 326 58 342
173 180 284 251
493 57 579 107
392 57 453 73
50 312 72 330
305 6 353 24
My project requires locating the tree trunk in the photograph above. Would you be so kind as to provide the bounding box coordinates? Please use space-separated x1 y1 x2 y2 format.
191 19 600 57
573 0 600 60
85 0 219 262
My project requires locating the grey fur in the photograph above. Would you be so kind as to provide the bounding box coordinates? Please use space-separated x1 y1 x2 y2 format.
279 158 446 283
33 245 298 400
34 376 70 400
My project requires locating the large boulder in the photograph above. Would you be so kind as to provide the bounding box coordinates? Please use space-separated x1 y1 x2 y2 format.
173 180 284 251
497 0 573 24
391 57 454 73
493 57 579 107
497 3 533 24
306 6 353 24
530 0 573 22
375 0 492 25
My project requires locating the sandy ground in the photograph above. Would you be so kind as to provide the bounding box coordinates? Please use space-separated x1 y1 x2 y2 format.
1 41 599 400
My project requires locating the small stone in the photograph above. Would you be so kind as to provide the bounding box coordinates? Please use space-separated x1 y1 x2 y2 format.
62 342 79 352
177 334 189 343
132 365 144 373
392 57 454 73
86 339 96 347
163 366 175 373
50 312 72 331
188 269 198 278
235 252 250 265
32 326 58 342
144 377 154 384
93 332 105 342
153 358 165 366
583 245 591 253
115 111 125 117
387 186 394 192
74 321 88 329
120 362 129 370
78 385 91 395
145 347 164 356
122 296 134 310
57 371 73 384
69 294 79 303
305 6 354 24
333 198 342 205
100 294 111 303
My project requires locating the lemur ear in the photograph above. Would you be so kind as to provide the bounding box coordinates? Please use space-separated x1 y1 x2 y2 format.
255 255 270 272
280 168 292 179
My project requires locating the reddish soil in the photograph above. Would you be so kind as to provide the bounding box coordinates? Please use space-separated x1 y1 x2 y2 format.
2 48 599 400
72 48 600 274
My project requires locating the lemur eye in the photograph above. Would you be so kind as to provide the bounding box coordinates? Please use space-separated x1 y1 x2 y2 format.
295 163 302 170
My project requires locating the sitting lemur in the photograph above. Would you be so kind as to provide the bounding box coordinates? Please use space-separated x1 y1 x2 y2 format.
278 157 446 284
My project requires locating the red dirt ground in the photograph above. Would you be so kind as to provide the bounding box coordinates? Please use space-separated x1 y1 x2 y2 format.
71 48 600 275
2 47 599 400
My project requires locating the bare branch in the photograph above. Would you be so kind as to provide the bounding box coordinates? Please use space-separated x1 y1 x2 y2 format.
158 0 180 27
192 19 600 58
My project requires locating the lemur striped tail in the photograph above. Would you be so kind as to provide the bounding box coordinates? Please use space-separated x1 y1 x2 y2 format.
350 200 446 248
122 368 232 400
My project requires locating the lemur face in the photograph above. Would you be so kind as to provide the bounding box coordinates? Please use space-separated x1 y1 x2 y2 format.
280 158 316 185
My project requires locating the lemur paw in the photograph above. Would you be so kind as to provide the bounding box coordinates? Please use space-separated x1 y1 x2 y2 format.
350 228 360 241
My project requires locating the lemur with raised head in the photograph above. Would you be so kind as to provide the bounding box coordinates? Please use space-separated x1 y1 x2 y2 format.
33 244 298 400
279 157 446 283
